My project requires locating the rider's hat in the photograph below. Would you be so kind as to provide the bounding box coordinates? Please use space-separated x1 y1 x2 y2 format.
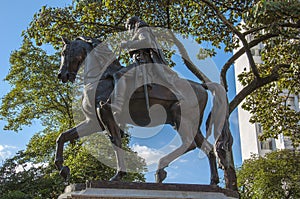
125 16 141 29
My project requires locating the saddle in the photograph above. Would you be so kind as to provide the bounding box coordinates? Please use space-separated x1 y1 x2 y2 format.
112 66 178 101
131 83 178 101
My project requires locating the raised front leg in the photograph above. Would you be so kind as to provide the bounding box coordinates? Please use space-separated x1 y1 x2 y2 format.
54 127 79 180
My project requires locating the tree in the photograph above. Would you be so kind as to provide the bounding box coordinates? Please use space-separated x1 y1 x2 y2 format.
23 0 300 143
1 0 299 192
0 3 146 197
236 1 300 147
237 149 300 199
0 151 65 199
1 39 74 132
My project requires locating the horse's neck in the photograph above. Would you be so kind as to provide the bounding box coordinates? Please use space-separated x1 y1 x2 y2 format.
83 43 122 84
76 40 93 54
105 60 123 76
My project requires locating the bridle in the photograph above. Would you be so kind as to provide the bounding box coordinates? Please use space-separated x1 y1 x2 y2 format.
62 41 86 82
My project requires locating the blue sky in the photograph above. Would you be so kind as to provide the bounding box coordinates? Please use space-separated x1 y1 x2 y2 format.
0 0 242 185
0 0 72 162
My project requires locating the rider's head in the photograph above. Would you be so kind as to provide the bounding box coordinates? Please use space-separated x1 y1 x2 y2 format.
125 16 140 31
125 16 149 32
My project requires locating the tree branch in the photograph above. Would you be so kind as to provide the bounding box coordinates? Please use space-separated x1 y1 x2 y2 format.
242 25 269 36
221 33 279 90
52 19 126 31
115 12 128 27
168 30 211 83
57 89 73 127
243 22 300 36
229 64 290 113
200 0 260 86
166 0 171 29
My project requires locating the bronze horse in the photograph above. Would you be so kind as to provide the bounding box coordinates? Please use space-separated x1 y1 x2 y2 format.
55 36 226 185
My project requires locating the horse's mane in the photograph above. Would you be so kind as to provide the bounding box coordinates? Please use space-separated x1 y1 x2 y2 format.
75 36 101 48
76 36 124 79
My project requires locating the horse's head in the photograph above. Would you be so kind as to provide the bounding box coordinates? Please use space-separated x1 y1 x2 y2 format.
58 37 92 83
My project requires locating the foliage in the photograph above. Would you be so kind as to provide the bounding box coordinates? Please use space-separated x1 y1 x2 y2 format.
238 1 300 147
0 151 64 199
0 141 145 198
237 150 300 199
24 0 300 145
63 134 146 183
0 38 74 132
0 191 30 199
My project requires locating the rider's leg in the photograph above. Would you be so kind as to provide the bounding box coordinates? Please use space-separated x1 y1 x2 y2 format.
110 63 137 116
110 72 127 115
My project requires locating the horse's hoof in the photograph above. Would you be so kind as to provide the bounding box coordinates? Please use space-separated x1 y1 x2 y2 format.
59 166 70 180
54 158 63 170
155 169 167 183
210 178 220 186
109 171 127 181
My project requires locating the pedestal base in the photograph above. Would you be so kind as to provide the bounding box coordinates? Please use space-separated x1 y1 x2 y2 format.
59 181 239 199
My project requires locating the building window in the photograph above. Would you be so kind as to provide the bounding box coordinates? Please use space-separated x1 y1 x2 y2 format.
256 123 275 151
255 123 263 134
260 139 274 150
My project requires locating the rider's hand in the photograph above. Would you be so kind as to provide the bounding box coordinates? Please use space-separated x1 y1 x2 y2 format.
120 41 128 49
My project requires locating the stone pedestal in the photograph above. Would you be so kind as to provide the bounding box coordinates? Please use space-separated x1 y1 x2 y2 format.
58 181 239 199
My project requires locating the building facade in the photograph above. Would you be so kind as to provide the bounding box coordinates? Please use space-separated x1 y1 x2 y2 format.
233 35 299 161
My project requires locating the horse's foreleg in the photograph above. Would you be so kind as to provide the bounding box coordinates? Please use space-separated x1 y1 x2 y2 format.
54 127 79 169
55 119 101 179
194 131 219 185
54 127 79 179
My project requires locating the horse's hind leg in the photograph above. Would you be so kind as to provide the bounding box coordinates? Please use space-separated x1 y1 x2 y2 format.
55 127 79 179
109 127 127 181
194 130 219 185
156 116 197 183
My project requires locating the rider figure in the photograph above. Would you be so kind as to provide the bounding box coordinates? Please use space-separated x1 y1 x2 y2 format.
111 16 183 116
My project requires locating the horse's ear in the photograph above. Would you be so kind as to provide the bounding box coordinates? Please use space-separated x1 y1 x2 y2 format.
62 37 70 44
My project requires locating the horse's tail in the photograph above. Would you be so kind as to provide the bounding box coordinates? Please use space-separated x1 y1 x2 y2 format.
203 82 234 174
203 82 228 140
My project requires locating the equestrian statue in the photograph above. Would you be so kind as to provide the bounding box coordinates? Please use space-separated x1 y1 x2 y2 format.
54 16 233 188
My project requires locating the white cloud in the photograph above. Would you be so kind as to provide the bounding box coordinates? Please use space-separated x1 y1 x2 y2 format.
15 162 48 173
178 159 188 163
0 145 17 162
131 144 165 166
131 143 192 172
